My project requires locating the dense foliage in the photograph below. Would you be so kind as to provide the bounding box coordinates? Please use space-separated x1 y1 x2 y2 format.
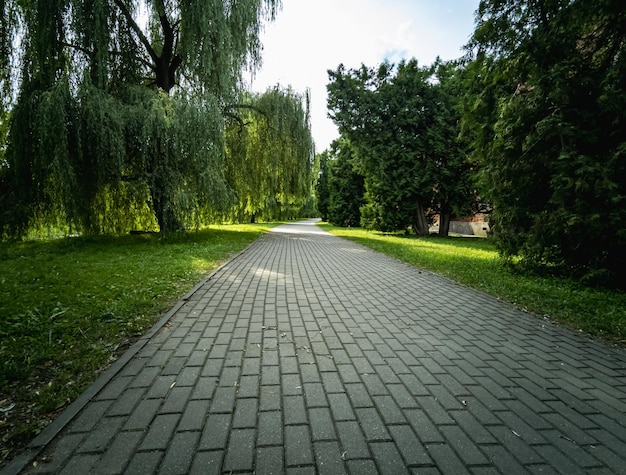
327 59 475 235
315 138 365 227
465 0 626 286
315 149 332 222
225 86 315 222
0 0 304 236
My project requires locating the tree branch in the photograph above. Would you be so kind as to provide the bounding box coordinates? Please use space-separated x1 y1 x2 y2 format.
223 110 253 134
112 0 158 64
224 103 269 120
61 41 155 71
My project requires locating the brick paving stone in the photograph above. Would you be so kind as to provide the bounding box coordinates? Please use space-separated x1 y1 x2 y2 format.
336 421 370 459
346 459 379 475
261 364 280 385
236 374 260 398
159 386 192 414
75 416 125 454
438 425 490 466
345 382 373 408
198 414 231 450
373 395 406 424
158 431 199 475
256 446 284 474
479 445 528 474
57 454 100 474
309 407 336 441
208 386 236 414
139 414 179 451
327 392 356 421
177 398 210 432
284 394 308 425
488 425 546 466
389 425 432 467
188 450 223 475
232 397 258 428
28 433 86 474
223 428 255 472
405 409 445 444
91 431 143 474
146 375 178 399
124 451 163 475
11 220 626 475
321 371 344 394
68 400 113 433
543 412 599 445
303 382 328 408
285 425 314 467
426 443 471 475
259 384 281 411
280 355 300 374
356 407 391 442
257 411 283 446
314 441 347 475
450 410 497 445
542 429 604 469
496 410 548 444
282 373 303 396
129 366 160 389
589 414 626 444
370 442 410 474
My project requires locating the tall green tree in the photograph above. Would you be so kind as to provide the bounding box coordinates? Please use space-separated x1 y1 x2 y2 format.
315 149 332 222
325 138 365 227
465 0 626 286
225 86 314 222
327 59 474 235
0 0 281 236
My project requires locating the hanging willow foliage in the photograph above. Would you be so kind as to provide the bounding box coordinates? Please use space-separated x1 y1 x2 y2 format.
224 86 315 222
0 0 281 236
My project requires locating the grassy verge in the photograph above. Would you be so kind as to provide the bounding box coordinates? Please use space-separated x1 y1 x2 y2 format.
0 223 274 466
319 223 626 344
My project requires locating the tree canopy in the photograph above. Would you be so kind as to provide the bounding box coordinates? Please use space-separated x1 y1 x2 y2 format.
314 138 365 227
0 0 285 236
225 86 315 222
327 59 475 235
465 0 626 285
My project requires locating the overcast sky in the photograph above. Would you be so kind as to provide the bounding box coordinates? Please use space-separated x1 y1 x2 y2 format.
250 0 480 152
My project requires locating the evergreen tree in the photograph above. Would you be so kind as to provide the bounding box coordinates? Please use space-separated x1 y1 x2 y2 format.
315 149 332 222
465 0 626 286
327 59 474 235
326 138 365 227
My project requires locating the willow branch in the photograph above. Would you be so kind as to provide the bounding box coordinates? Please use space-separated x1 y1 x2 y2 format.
112 0 159 64
224 103 269 120
61 41 155 71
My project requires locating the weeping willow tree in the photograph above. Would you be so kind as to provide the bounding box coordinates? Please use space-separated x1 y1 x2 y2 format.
225 86 315 222
0 0 281 236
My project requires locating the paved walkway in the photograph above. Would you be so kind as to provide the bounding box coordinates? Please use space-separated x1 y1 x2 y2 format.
4 220 626 474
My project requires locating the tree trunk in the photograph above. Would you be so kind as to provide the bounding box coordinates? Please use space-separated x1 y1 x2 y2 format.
150 177 182 233
439 206 451 237
412 202 430 236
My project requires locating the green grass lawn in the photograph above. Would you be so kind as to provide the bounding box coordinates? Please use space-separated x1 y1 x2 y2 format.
319 223 626 345
0 223 274 465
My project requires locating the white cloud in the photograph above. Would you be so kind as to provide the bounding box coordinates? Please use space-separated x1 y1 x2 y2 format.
251 0 480 152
